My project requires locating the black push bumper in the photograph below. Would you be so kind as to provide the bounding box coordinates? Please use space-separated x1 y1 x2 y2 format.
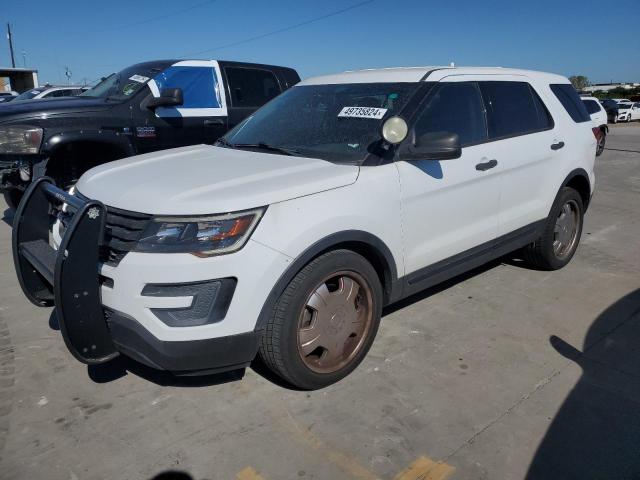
12 177 258 374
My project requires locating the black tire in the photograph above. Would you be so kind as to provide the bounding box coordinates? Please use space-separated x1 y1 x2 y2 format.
596 131 606 156
2 188 23 210
259 249 383 390
523 187 584 270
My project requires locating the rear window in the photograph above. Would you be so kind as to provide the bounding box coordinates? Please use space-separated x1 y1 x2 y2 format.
550 84 591 123
225 67 281 108
479 81 553 139
582 99 601 115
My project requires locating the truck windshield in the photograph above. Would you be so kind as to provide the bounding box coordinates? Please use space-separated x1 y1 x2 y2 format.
81 65 164 101
221 83 421 163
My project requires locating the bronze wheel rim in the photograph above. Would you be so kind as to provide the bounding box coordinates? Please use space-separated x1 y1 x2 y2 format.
297 271 374 374
553 199 580 259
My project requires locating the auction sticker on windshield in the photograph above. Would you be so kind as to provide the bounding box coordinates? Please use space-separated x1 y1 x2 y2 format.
338 106 388 119
129 74 150 83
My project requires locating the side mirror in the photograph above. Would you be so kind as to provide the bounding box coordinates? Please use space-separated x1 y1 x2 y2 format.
147 88 183 109
403 131 462 160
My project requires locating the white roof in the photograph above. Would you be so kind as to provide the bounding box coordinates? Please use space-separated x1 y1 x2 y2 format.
299 66 569 85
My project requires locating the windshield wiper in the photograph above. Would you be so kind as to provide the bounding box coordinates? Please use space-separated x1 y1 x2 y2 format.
230 142 301 156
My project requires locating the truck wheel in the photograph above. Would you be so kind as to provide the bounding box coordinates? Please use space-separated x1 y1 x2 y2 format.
523 187 584 271
3 188 23 210
259 249 382 390
596 131 606 156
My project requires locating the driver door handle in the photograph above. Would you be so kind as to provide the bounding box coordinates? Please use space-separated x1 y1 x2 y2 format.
551 141 565 150
475 159 498 171
204 118 225 126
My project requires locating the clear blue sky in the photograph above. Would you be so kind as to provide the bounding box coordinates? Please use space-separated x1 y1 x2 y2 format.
2 0 639 86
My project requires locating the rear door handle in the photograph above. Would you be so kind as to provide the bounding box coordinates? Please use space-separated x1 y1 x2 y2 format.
204 118 225 126
551 141 565 150
475 159 498 171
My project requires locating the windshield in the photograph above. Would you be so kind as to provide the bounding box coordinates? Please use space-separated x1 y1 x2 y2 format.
13 88 44 101
81 64 165 101
221 83 420 163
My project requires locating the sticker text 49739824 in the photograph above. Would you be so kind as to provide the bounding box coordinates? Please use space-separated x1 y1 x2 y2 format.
338 106 388 120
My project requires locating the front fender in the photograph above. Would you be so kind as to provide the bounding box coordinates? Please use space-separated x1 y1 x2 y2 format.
42 130 135 157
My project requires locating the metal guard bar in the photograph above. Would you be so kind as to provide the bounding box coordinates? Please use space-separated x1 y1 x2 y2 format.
11 177 119 364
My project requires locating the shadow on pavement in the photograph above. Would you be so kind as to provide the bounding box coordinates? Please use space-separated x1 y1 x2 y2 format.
87 355 246 387
526 288 640 479
149 471 211 480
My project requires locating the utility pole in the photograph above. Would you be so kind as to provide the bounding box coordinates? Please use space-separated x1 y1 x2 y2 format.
6 23 16 68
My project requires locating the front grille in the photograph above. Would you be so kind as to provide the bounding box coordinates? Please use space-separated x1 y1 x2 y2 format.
74 191 152 266
102 205 152 266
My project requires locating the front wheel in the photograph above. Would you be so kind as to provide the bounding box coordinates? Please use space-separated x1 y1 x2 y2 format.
259 249 383 390
522 187 584 270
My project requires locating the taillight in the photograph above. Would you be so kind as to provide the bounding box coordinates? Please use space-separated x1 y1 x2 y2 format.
592 127 601 140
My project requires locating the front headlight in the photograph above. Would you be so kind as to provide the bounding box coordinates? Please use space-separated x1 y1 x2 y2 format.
135 207 265 256
0 126 43 154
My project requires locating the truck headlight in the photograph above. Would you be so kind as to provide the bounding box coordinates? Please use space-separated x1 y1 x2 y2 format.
0 126 43 154
135 207 265 256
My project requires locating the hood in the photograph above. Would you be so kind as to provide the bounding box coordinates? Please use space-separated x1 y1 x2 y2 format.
76 145 359 215
0 97 111 123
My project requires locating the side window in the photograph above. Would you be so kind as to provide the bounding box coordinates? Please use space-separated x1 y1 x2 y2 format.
45 89 69 98
582 99 600 115
413 82 487 147
153 66 223 109
479 81 553 139
550 84 591 123
225 67 281 108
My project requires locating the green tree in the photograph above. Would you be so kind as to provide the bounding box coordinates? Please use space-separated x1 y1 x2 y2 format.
569 75 590 90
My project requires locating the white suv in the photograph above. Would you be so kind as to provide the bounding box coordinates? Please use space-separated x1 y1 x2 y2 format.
12 66 596 389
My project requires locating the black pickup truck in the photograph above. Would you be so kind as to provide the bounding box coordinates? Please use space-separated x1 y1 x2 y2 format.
0 59 300 208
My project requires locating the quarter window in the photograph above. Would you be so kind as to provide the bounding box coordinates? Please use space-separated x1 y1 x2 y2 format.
550 84 591 123
479 81 553 139
413 82 487 147
225 67 281 108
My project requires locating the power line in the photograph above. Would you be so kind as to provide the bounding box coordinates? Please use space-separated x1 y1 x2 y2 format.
78 0 218 34
111 0 218 31
183 0 375 56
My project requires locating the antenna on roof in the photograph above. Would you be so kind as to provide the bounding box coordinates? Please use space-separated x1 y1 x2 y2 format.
450 62 455 67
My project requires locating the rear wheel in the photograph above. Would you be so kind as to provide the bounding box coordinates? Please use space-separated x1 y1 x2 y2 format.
259 249 382 390
523 187 584 270
596 130 606 156
3 188 23 210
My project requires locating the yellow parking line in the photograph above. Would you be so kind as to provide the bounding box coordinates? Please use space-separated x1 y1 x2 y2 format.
392 456 455 480
236 466 266 480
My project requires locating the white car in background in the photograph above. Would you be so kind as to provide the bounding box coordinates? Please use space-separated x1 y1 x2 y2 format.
581 96 608 155
0 91 18 103
614 102 640 123
9 85 89 102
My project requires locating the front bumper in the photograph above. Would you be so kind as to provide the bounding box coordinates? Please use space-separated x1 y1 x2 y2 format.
12 178 290 374
106 308 260 373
